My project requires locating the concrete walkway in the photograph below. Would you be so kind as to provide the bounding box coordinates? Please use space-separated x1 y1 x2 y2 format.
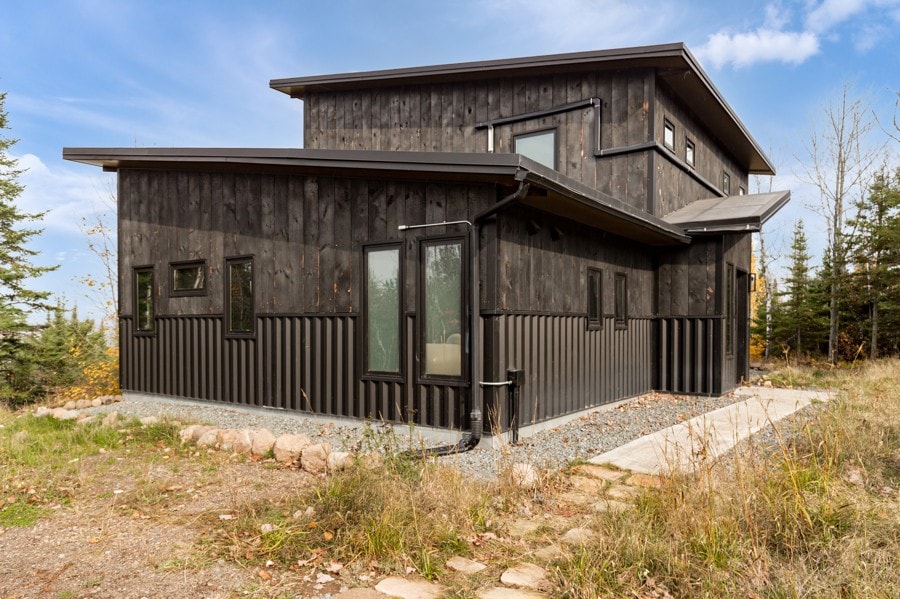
589 386 835 475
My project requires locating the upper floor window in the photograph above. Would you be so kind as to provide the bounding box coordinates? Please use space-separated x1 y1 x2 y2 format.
587 268 602 330
514 129 556 169
723 171 731 195
134 267 154 333
170 260 206 296
226 256 254 336
663 119 675 150
685 138 695 166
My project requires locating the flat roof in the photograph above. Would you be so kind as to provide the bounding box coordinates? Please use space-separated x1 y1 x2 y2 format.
63 147 690 246
270 43 775 175
662 190 791 233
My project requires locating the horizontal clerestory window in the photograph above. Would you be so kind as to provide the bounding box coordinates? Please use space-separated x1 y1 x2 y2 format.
514 129 557 170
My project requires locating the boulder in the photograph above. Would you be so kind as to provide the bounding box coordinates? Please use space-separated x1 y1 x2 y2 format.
301 443 331 474
34 406 52 418
91 398 103 408
103 411 120 427
510 462 539 489
499 563 549 590
63 401 77 410
326 450 351 472
249 428 277 456
272 434 311 464
139 416 160 426
52 408 78 420
75 399 92 409
196 428 222 448
220 429 252 454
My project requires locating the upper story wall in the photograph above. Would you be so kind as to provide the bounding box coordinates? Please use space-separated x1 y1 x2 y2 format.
302 67 751 216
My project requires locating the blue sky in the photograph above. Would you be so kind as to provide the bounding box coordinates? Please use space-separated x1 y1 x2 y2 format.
3 0 899 322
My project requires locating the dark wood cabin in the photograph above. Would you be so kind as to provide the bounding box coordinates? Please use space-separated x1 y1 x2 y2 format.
64 43 789 440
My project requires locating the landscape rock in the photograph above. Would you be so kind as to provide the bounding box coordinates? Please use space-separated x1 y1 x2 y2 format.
301 442 332 474
374 575 447 599
591 498 629 513
533 544 567 561
507 518 541 538
196 428 222 448
75 399 92 409
334 589 384 598
76 415 95 426
181 425 215 443
34 406 51 417
445 555 487 574
510 463 539 489
327 450 351 472
139 416 160 426
63 401 77 410
102 411 120 427
91 398 103 407
499 563 548 590
273 433 311 464
52 408 78 421
560 527 594 546
249 428 276 456
360 452 384 469
219 429 252 454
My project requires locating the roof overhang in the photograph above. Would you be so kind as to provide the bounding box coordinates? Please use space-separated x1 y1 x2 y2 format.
662 190 790 235
63 147 689 246
270 43 775 175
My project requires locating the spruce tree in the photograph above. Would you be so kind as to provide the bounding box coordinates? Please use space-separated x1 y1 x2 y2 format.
0 91 57 404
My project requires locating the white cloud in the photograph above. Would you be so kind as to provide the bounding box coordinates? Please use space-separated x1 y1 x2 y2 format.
696 28 820 69
805 0 867 33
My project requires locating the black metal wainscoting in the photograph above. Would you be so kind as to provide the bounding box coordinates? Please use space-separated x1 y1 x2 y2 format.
119 315 468 430
482 314 655 431
656 316 721 395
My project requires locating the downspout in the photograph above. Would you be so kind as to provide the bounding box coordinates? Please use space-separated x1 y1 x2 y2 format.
406 177 529 457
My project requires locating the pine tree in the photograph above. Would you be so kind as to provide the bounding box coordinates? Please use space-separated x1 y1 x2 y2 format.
0 90 58 404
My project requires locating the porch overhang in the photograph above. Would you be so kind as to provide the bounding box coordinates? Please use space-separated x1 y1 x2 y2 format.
661 190 790 235
63 147 690 246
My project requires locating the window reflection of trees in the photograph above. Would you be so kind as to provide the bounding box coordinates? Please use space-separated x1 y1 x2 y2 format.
136 270 154 331
425 242 461 345
229 261 253 333
367 248 400 373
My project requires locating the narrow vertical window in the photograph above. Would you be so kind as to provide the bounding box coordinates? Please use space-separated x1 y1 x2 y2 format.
587 268 602 329
422 239 464 378
726 263 735 354
514 129 557 170
226 257 254 335
723 172 731 195
663 119 675 150
739 186 746 196
614 273 627 329
685 138 695 166
135 267 154 332
365 245 401 375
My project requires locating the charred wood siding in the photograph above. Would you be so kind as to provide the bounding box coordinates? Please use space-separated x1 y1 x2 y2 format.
303 70 653 211
118 169 487 430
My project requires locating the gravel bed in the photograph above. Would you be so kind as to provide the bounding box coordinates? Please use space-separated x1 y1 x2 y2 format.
84 390 745 479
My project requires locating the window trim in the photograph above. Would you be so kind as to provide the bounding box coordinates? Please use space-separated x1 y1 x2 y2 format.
587 268 603 330
663 118 675 151
723 171 731 195
614 272 628 330
362 242 404 381
224 255 255 338
513 127 558 170
685 137 695 167
169 259 207 297
725 263 735 355
418 235 468 384
134 265 155 335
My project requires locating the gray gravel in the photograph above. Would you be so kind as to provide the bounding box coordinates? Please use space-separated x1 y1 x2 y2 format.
84 390 747 479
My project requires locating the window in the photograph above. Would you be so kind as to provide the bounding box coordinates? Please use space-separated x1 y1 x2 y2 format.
726 263 735 354
685 138 695 166
422 238 465 378
514 129 556 169
663 119 675 150
614 273 627 329
587 268 602 329
364 245 402 375
134 267 155 333
723 171 731 195
170 260 206 296
226 257 254 335
739 186 746 196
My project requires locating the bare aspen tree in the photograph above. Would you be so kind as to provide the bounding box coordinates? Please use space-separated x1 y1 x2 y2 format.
799 84 883 364
80 190 118 341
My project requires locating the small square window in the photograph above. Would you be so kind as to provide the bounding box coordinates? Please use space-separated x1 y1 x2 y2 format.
663 119 675 150
614 273 627 329
685 138 695 166
170 260 206 296
723 172 731 195
739 186 746 196
587 268 602 330
514 129 557 169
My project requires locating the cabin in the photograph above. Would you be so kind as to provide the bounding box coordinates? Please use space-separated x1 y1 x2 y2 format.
64 43 789 443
